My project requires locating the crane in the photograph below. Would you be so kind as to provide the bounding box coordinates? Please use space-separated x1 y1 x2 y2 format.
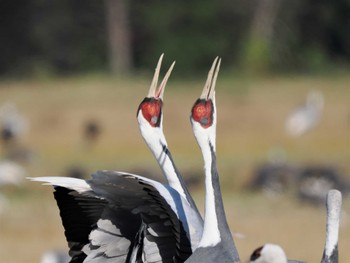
184 57 240 263
250 244 288 263
0 102 28 146
249 244 305 263
285 90 324 137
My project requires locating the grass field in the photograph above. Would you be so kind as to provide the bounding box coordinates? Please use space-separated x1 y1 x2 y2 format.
0 72 349 262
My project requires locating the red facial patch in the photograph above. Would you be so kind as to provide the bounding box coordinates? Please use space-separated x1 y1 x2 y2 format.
191 99 213 128
138 98 162 127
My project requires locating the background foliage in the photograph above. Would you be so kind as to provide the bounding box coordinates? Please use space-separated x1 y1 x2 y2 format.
1 0 350 77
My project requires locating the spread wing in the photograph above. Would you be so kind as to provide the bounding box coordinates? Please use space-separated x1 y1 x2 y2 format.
31 170 193 263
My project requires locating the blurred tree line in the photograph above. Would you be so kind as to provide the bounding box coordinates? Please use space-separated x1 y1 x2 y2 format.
1 0 349 77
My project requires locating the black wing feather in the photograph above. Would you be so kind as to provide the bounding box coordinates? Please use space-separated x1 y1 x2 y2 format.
51 170 192 263
53 187 107 262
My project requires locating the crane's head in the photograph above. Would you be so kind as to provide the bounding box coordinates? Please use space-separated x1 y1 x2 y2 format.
137 54 175 144
250 244 287 263
190 57 220 152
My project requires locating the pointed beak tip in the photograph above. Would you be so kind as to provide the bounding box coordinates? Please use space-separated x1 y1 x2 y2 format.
200 57 221 100
148 54 166 97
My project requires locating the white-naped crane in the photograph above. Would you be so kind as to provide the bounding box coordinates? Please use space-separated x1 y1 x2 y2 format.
0 160 26 186
285 90 324 137
321 189 342 263
137 54 203 242
29 56 204 262
184 57 240 263
250 243 288 263
250 244 305 263
0 101 28 146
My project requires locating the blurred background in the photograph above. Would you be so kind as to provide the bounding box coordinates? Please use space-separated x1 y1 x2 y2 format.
0 0 349 262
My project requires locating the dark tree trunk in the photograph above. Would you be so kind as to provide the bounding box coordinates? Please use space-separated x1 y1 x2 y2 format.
105 0 132 74
243 0 282 73
251 0 281 42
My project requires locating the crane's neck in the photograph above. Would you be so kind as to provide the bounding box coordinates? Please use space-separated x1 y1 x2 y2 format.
139 121 200 217
197 139 232 246
197 139 221 247
323 190 341 262
325 210 340 258
195 135 240 261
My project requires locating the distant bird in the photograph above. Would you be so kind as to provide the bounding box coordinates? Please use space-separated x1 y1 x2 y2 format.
137 53 203 244
321 189 342 263
0 102 28 146
249 163 296 195
285 90 324 137
0 102 33 162
0 160 25 186
297 166 344 205
40 250 70 263
250 244 304 263
185 58 240 262
83 119 101 145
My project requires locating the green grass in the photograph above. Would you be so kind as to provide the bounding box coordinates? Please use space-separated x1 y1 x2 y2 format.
0 73 349 262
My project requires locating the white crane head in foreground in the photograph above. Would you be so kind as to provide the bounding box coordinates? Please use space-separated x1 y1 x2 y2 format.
250 244 287 263
250 244 305 263
321 189 342 263
285 90 324 137
185 57 240 263
137 54 203 227
137 54 174 156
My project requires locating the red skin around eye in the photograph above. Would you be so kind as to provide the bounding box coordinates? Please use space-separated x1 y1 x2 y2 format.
140 100 162 127
191 100 213 128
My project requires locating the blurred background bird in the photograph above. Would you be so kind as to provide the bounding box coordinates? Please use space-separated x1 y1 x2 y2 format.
285 90 324 137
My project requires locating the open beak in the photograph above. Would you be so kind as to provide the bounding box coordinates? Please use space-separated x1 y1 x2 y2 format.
147 54 176 99
200 57 221 100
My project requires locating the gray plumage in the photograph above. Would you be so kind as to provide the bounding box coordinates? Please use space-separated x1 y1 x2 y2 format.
321 189 342 263
40 250 71 263
185 146 239 263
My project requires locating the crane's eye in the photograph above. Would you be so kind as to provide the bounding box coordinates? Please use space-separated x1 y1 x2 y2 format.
138 98 162 127
191 99 213 128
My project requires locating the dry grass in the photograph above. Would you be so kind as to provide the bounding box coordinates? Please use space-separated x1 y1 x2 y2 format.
0 73 349 262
